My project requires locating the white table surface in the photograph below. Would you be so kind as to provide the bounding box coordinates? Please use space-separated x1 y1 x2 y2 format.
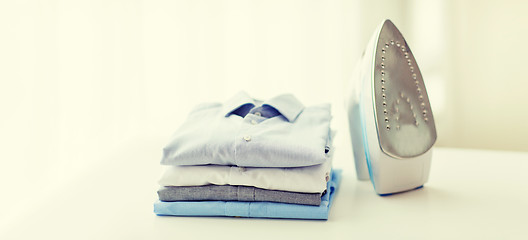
1 146 527 240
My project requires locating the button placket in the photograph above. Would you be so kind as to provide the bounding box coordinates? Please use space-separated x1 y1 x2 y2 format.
235 115 254 166
237 186 242 201
242 114 259 143
228 166 236 184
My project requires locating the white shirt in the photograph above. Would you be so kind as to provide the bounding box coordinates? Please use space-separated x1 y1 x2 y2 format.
158 150 333 193
161 91 332 167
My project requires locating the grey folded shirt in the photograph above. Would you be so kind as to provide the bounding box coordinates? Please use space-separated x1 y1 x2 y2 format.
158 185 324 206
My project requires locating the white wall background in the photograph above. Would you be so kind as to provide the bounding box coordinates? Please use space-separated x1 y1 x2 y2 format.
1 0 528 230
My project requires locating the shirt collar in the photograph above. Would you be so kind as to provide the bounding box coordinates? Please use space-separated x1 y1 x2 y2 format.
223 91 304 122
262 94 304 122
222 91 256 117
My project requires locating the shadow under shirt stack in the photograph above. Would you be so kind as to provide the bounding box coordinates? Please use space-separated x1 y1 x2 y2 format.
154 91 341 220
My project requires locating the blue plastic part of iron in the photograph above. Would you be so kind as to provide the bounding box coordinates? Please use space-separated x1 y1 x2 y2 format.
358 83 376 190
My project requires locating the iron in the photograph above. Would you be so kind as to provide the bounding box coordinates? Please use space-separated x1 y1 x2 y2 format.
346 19 437 195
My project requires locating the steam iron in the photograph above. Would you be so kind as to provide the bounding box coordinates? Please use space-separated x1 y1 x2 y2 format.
347 19 437 195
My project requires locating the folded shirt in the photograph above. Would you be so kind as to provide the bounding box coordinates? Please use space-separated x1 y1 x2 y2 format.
158 149 333 193
161 91 332 168
158 185 323 206
154 169 342 220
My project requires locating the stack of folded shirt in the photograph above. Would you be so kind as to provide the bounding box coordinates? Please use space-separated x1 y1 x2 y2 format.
154 91 342 220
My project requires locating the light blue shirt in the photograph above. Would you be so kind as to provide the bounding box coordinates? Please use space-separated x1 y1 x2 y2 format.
153 169 341 220
161 91 332 167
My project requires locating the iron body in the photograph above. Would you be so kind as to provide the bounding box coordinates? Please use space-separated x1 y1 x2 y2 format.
347 19 437 195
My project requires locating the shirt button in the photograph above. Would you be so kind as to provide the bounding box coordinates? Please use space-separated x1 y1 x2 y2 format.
251 120 258 125
254 112 261 117
243 135 251 142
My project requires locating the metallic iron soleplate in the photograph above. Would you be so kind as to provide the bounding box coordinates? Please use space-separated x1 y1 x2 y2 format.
373 20 437 159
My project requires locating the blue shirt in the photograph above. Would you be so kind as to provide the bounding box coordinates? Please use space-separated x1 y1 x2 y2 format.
153 169 341 220
161 91 332 167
